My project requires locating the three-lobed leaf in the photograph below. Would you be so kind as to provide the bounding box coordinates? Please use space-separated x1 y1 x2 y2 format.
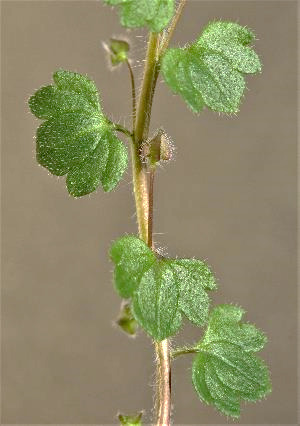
110 235 217 340
192 305 271 418
103 0 175 33
29 70 128 197
161 21 262 114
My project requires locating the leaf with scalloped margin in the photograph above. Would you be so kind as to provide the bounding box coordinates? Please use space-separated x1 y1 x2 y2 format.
103 0 175 33
161 21 262 114
29 70 128 197
110 235 156 298
110 235 217 340
192 304 271 418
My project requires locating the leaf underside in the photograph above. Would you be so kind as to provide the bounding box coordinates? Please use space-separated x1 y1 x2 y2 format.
192 304 271 418
103 0 175 33
29 70 128 197
161 21 262 114
110 235 217 340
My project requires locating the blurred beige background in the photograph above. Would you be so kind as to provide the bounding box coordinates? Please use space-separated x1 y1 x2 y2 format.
1 1 297 424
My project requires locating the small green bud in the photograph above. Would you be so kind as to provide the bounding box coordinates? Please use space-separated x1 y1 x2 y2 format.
116 302 138 336
103 38 130 67
118 411 143 426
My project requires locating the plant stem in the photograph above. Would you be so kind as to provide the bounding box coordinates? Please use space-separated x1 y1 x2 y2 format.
134 32 160 145
131 0 187 241
155 340 171 426
131 4 188 416
130 31 171 426
126 59 136 133
148 168 170 426
159 0 188 57
131 31 159 243
130 147 149 242
148 168 155 249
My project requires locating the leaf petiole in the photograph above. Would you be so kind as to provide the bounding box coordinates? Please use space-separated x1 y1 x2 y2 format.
109 122 133 139
171 346 199 359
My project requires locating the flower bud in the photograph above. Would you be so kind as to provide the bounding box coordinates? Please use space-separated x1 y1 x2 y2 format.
103 38 130 67
116 302 138 336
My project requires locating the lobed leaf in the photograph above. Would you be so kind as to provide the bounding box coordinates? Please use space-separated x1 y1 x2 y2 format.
110 236 217 340
171 259 217 327
192 304 271 418
200 304 267 352
29 70 128 197
161 21 262 114
103 0 175 33
110 236 156 298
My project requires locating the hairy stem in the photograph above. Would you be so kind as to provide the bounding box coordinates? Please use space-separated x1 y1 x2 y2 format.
130 147 149 242
146 0 188 143
134 32 160 145
148 168 155 249
159 0 188 57
126 59 136 133
148 168 170 426
131 32 159 242
131 6 188 417
147 0 188 112
130 31 171 426
155 340 171 426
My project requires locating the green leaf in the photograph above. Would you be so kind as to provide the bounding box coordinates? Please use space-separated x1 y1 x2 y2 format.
200 304 267 352
118 411 143 426
110 236 216 340
171 259 217 327
29 70 128 197
161 21 262 114
103 0 175 33
100 134 128 192
132 260 182 341
192 304 271 418
110 235 156 298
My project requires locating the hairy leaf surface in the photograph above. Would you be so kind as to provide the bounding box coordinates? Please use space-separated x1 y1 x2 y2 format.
110 235 156 298
132 261 182 341
29 70 128 197
110 236 216 340
192 305 271 418
161 21 262 113
171 259 217 327
103 0 175 32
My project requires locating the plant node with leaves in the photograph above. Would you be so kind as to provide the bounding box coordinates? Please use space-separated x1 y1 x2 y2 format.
29 1 271 424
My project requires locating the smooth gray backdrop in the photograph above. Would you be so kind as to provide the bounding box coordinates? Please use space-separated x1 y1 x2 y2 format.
1 1 298 424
